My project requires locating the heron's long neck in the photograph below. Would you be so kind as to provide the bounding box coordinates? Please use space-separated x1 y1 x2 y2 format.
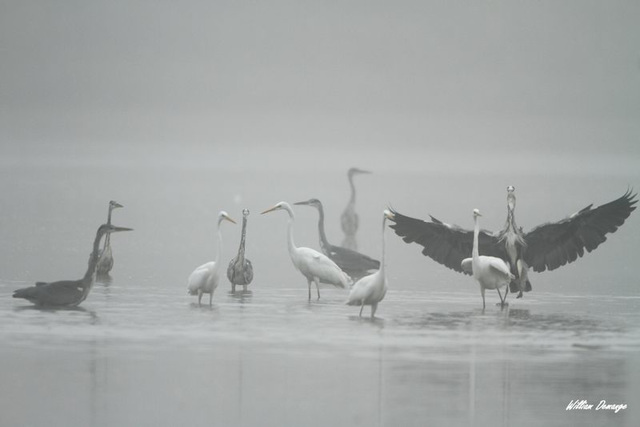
84 229 106 284
315 205 330 252
380 217 387 274
104 208 113 248
237 217 248 260
472 216 480 261
348 175 356 204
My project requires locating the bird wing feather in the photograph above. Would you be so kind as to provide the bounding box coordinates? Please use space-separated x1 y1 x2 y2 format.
328 244 380 273
523 191 637 272
188 262 215 292
388 208 505 274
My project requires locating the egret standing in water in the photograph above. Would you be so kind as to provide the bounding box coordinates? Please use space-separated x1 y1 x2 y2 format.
96 200 124 276
341 167 371 250
347 210 393 318
187 211 236 306
13 223 133 307
295 198 379 279
261 202 352 301
461 209 514 309
389 189 636 297
227 209 254 293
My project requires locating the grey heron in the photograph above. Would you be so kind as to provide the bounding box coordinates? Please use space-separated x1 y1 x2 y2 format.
187 211 236 306
13 223 133 307
294 198 380 279
96 200 124 276
461 209 514 309
346 210 393 318
341 167 371 250
261 202 352 301
227 209 254 293
389 189 637 296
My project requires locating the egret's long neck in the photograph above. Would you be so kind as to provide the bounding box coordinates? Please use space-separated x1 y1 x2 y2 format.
84 229 106 285
315 204 330 252
380 216 387 274
215 221 223 267
472 216 480 261
237 216 248 260
286 209 297 256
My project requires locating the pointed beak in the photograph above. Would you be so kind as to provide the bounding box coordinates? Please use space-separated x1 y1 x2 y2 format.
111 226 133 233
293 200 310 206
261 206 278 215
114 202 124 209
224 216 237 224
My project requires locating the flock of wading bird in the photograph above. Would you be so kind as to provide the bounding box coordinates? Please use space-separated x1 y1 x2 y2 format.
12 168 638 317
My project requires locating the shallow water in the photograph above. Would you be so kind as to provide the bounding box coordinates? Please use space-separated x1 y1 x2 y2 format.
1 164 639 426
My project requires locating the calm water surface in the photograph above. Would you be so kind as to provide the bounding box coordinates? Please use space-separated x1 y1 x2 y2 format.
1 164 638 427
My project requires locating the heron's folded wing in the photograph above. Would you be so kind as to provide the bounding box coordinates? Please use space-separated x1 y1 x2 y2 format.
523 191 637 272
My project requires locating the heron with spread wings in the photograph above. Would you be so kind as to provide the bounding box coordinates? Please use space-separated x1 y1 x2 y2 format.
389 188 637 297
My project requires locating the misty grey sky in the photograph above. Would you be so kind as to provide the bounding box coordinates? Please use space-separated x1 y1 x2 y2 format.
1 1 639 173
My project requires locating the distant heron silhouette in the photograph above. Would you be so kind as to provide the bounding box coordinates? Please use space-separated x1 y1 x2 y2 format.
13 223 132 307
461 209 514 309
227 209 254 293
347 210 393 318
389 189 637 296
96 200 124 276
261 202 352 301
187 211 236 305
341 167 371 250
295 198 379 279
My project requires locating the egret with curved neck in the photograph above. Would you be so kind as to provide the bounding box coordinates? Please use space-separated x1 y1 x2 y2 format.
462 209 513 310
188 211 236 305
341 167 371 250
227 209 254 293
294 198 379 279
13 223 133 307
347 210 393 317
261 201 352 301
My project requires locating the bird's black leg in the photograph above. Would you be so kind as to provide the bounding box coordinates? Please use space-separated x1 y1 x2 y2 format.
307 279 312 301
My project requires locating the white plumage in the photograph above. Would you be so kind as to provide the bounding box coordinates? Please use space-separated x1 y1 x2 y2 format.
261 201 352 300
187 211 236 305
346 209 393 317
462 209 514 309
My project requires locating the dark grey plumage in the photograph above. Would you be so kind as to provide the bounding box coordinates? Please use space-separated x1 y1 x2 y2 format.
227 209 254 292
13 223 133 307
389 189 637 296
295 198 379 280
96 200 124 276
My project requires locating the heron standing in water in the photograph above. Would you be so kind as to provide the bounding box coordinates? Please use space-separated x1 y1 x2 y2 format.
347 210 393 318
389 188 637 297
96 200 124 276
187 211 236 306
294 198 379 279
341 167 371 250
13 223 133 307
261 202 352 301
227 209 254 293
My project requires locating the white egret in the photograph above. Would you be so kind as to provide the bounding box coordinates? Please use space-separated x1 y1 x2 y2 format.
462 209 514 309
96 200 124 276
13 223 133 307
389 189 636 297
187 211 236 305
341 167 371 250
346 209 393 318
261 201 352 300
227 209 254 293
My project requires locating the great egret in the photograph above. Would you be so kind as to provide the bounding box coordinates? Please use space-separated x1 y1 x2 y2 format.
227 209 254 293
346 210 393 317
13 223 133 307
389 189 637 296
294 198 379 279
461 209 514 309
261 201 352 300
96 200 124 276
187 211 236 305
341 167 371 250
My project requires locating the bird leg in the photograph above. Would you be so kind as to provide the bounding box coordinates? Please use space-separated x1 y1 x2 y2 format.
209 291 213 306
481 288 486 310
232 283 236 293
359 302 364 317
197 289 203 306
496 288 507 308
307 279 312 301
313 277 321 300
371 303 378 318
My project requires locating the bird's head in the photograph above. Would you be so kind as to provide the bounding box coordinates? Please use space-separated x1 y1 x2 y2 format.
384 209 395 221
294 198 322 208
109 200 124 210
261 201 287 215
242 208 250 217
348 167 371 177
218 211 237 225
473 208 482 218
507 186 515 193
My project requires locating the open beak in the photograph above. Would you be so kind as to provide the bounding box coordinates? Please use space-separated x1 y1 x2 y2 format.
261 205 279 215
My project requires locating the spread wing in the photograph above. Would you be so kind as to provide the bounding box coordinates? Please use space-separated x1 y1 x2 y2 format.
327 245 380 273
388 208 505 275
523 190 637 272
